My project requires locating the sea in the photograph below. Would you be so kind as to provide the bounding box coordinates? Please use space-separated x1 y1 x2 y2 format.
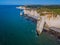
0 5 60 45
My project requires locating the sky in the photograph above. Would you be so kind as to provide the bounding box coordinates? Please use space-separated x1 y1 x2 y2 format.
0 0 60 5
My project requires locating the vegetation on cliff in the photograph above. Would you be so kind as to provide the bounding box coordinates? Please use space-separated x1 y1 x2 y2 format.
25 5 60 15
36 5 60 15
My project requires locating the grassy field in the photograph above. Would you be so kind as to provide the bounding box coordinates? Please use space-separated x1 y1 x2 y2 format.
36 8 60 15
36 5 60 15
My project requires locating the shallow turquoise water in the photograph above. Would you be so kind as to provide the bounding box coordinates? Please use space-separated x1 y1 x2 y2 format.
0 5 60 45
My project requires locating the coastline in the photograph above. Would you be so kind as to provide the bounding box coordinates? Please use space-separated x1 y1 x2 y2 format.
17 6 60 40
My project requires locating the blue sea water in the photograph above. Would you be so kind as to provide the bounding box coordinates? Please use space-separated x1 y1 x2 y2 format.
0 5 60 45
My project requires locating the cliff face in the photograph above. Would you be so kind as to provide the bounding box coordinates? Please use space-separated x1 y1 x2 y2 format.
23 7 60 28
24 9 40 19
45 15 60 28
36 15 60 34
